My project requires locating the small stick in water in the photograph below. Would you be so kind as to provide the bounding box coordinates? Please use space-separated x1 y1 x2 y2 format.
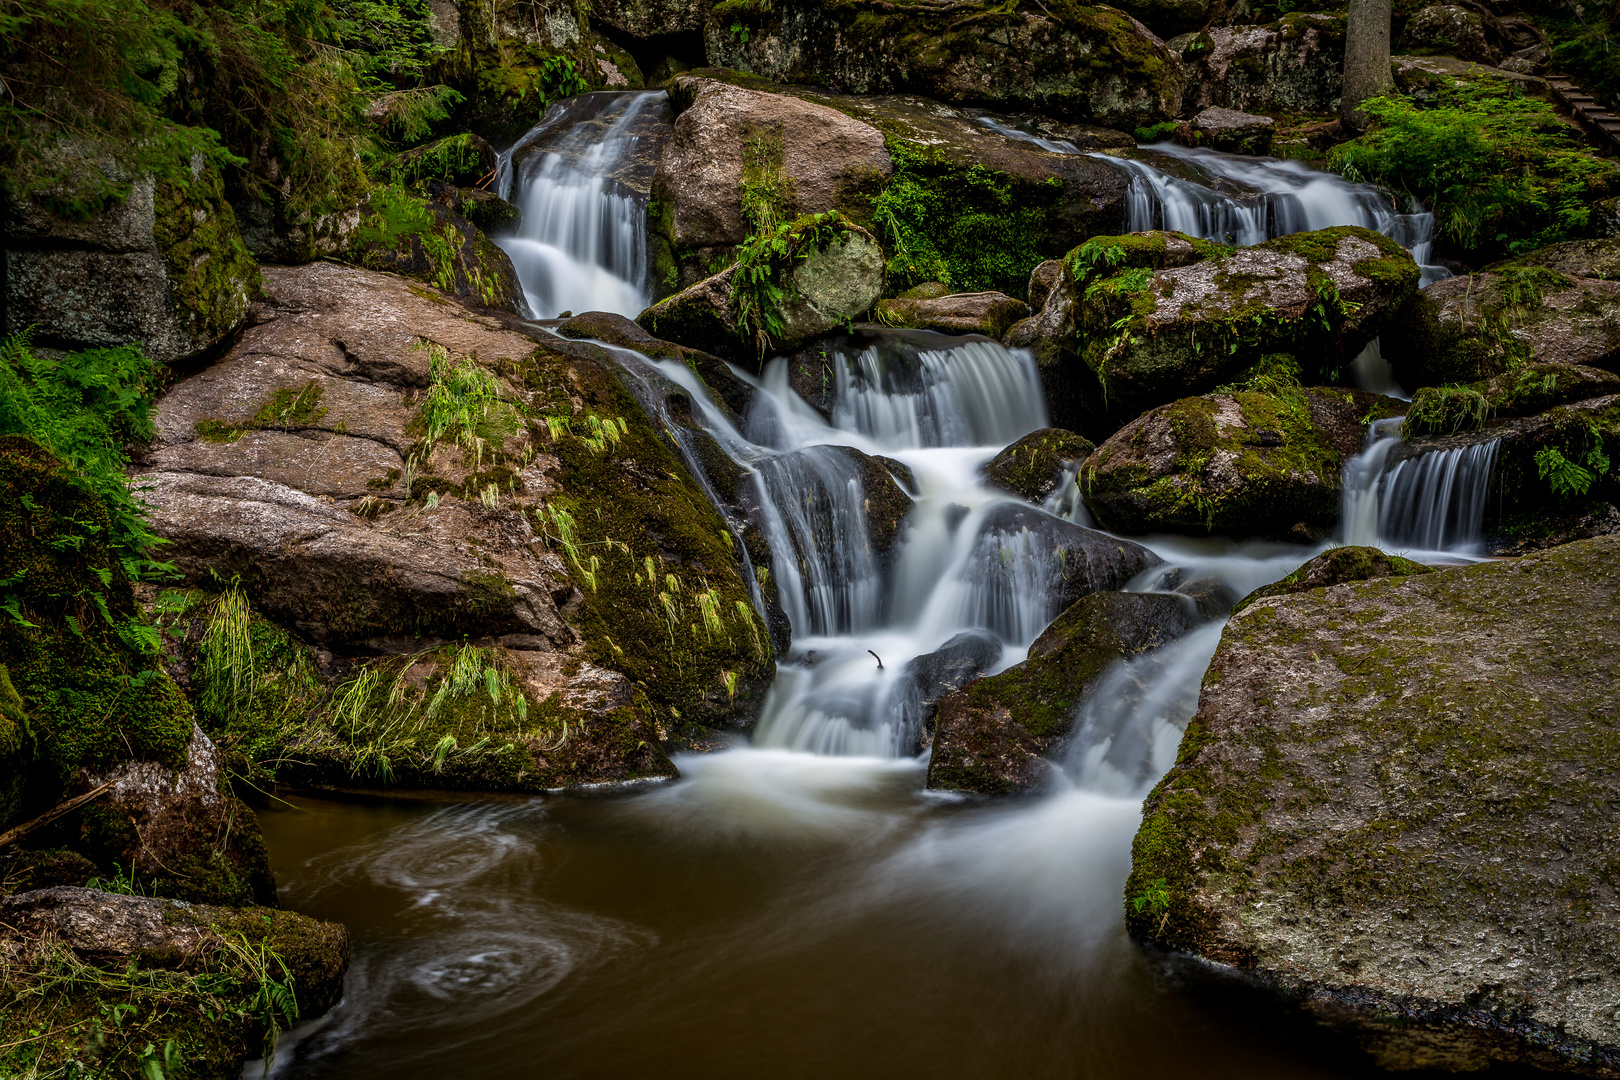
868 649 883 669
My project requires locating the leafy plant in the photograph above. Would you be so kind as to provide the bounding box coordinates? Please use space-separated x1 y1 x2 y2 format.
1535 419 1611 498
1329 77 1619 258
731 211 855 357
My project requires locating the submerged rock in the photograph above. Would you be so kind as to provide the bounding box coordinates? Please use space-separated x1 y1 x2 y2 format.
983 428 1096 505
5 159 257 364
927 591 1194 795
1126 535 1620 1076
876 291 1030 338
1384 261 1620 388
1080 387 1400 537
700 1 1185 129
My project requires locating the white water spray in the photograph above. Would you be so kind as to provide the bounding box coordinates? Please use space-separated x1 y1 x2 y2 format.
1340 419 1501 557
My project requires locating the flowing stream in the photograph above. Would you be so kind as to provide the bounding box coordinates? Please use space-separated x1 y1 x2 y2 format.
253 102 1500 1079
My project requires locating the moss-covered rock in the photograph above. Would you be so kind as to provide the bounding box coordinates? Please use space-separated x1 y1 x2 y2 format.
0 886 347 1080
0 437 272 906
1190 106 1274 155
876 291 1029 337
1179 14 1347 115
343 185 525 313
926 590 1195 795
1076 226 1419 418
701 0 1185 129
983 427 1096 504
1125 535 1620 1075
1384 264 1620 389
1231 545 1433 614
1402 3 1502 65
1080 386 1401 537
6 161 257 364
444 0 600 142
379 132 500 189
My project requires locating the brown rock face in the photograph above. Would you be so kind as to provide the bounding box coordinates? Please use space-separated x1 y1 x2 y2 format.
876 291 1030 338
1126 536 1620 1076
655 75 893 252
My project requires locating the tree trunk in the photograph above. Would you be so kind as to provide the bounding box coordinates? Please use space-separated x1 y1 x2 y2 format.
1341 0 1396 130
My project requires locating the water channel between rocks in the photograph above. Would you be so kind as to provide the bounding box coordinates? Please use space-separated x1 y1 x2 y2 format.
252 92 1498 1079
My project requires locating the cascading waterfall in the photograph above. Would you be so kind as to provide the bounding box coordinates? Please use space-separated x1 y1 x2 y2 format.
1340 418 1502 555
496 91 667 318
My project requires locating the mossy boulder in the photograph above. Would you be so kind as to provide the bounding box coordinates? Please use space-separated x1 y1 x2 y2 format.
343 187 525 313
926 590 1195 795
1402 3 1502 65
1080 386 1401 538
378 132 499 189
1231 545 1434 614
0 437 272 906
1384 264 1620 389
1179 14 1347 115
135 262 774 789
5 161 257 364
1075 226 1419 419
443 0 602 142
1125 535 1620 1075
983 427 1096 504
875 291 1029 338
701 0 1185 129
0 886 347 1080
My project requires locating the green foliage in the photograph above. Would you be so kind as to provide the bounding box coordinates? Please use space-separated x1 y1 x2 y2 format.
1134 121 1180 142
739 126 795 236
1329 78 1619 258
1535 420 1611 499
1403 384 1491 437
731 211 854 357
0 333 168 582
414 341 517 464
872 138 1059 295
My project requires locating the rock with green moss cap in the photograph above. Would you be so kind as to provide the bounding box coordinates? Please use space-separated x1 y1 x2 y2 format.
983 428 1096 504
1384 265 1620 389
343 187 525 314
6 159 257 365
876 291 1030 338
379 132 500 189
927 590 1195 794
1124 534 1620 1076
701 0 1184 129
1 885 347 1079
134 261 774 791
1231 545 1433 614
1178 15 1347 115
1077 226 1419 419
1080 386 1402 537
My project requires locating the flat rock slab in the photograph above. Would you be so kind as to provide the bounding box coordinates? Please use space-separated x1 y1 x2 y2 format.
1126 535 1620 1076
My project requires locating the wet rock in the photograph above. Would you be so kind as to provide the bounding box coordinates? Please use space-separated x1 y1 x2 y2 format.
983 428 1096 504
5 156 256 364
439 186 521 234
1402 4 1502 65
832 446 916 570
1125 535 1620 1076
134 261 772 788
1384 261 1620 388
876 291 1030 338
903 630 1004 717
1232 545 1434 614
557 310 755 421
785 339 841 420
1191 106 1274 156
1081 387 1402 537
1075 227 1419 418
1025 260 1066 312
966 503 1163 627
927 591 1194 795
1178 15 1347 116
700 3 1185 130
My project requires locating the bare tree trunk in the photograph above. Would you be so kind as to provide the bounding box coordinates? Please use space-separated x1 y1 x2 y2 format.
1341 0 1396 130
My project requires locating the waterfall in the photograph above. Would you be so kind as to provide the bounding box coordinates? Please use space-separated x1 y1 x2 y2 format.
1340 419 1501 555
496 91 668 318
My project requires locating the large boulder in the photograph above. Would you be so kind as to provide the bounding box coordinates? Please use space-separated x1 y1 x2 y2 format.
133 261 774 788
5 158 257 364
1231 545 1434 613
638 214 885 361
927 590 1195 795
1126 535 1620 1076
1081 387 1401 538
1 886 348 1078
983 427 1096 505
1402 4 1503 65
1074 227 1419 419
875 291 1030 338
344 187 526 314
701 1 1185 129
655 72 1130 297
1175 15 1347 116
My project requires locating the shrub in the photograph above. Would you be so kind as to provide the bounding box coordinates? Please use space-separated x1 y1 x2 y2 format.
1329 78 1619 259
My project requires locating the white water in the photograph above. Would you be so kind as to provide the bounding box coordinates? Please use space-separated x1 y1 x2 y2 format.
496 91 665 318
1340 418 1501 557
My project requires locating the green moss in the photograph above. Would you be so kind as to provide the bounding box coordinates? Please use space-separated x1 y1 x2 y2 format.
195 383 329 443
1232 546 1435 614
1403 384 1491 437
739 123 796 234
151 166 260 347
